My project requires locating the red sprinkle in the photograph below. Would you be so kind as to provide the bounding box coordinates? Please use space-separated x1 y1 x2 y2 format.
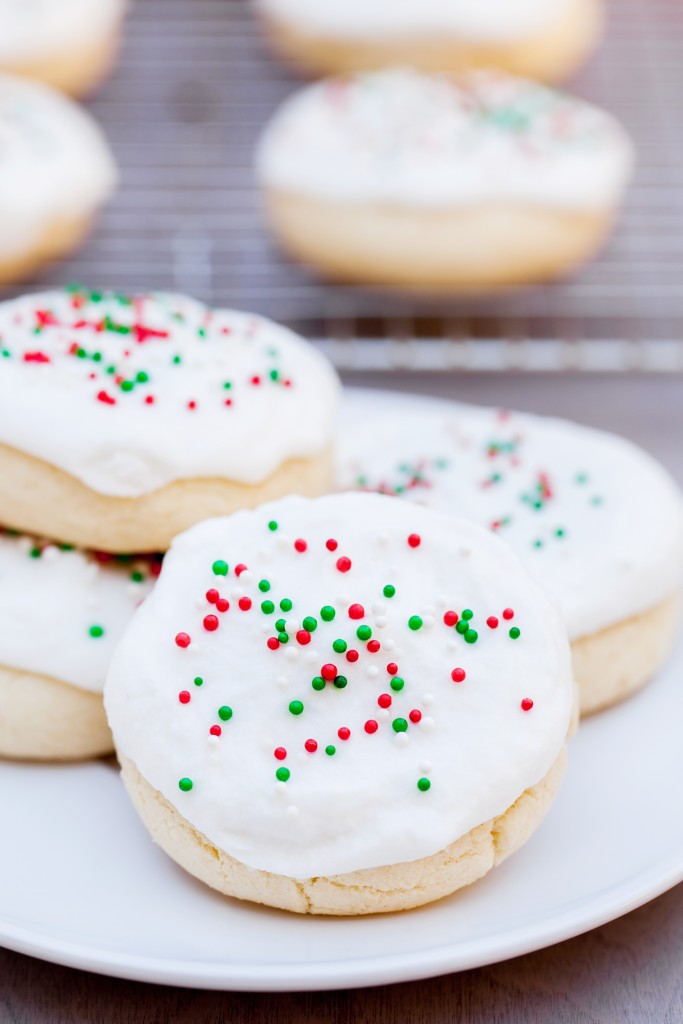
234 564 247 577
209 725 222 737
206 589 219 604
336 556 351 573
521 698 534 711
409 709 422 723
96 390 116 406
503 608 515 620
296 629 311 645
267 637 280 650
338 727 351 741
251 375 261 386
348 603 364 620
407 533 421 548
367 640 380 653
144 395 155 405
487 616 499 629
203 615 219 632
294 538 307 553
274 747 287 760
175 632 191 648
451 668 466 683
178 691 191 704
23 351 51 363
345 649 359 663
187 400 197 410
321 663 337 681
216 598 229 613
378 694 392 709
443 610 459 627
364 719 379 734
304 739 318 753
238 597 252 611
386 662 399 675
326 538 338 551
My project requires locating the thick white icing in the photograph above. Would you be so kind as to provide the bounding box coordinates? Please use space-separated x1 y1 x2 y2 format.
105 492 573 878
337 391 683 641
0 75 116 258
0 289 340 497
0 0 126 65
257 69 633 210
257 0 577 42
0 528 158 692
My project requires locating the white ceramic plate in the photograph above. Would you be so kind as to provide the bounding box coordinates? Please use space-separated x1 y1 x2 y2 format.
1 389 683 991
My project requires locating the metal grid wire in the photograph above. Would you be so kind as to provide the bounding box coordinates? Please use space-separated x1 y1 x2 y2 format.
11 0 683 369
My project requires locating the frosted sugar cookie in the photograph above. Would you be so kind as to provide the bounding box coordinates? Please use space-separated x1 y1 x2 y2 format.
0 0 128 96
0 75 116 282
105 492 574 915
337 392 683 716
0 527 160 760
0 288 339 553
255 0 602 82
256 69 633 290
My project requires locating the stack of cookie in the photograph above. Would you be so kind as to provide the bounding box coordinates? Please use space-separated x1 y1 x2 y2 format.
0 285 340 761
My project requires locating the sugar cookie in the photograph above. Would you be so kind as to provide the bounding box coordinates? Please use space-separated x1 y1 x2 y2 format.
105 492 573 914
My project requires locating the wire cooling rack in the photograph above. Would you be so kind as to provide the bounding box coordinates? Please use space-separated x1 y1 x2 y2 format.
12 0 683 370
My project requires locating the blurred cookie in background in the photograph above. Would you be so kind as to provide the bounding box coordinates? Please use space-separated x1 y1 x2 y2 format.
256 69 633 292
254 0 603 82
0 0 128 97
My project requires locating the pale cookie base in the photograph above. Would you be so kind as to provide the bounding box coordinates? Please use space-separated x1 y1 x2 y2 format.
260 0 603 82
0 31 122 97
572 592 681 717
0 443 334 553
262 191 618 290
0 664 112 761
0 213 97 286
118 748 566 915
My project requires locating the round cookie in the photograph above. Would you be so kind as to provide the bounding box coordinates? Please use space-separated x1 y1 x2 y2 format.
0 527 160 760
337 391 683 715
0 288 340 552
0 75 116 282
0 0 128 96
255 0 602 82
256 69 633 290
105 492 574 915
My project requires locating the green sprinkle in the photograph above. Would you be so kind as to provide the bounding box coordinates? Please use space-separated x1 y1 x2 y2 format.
356 624 372 641
464 629 478 644
29 546 42 559
311 676 326 691
261 600 275 614
258 579 271 592
218 706 233 721
277 631 289 644
172 354 182 365
223 381 232 390
267 519 278 531
320 605 336 622
92 352 102 362
106 365 116 375
408 615 423 631
193 676 203 687
383 585 396 598
591 496 603 507
533 539 543 549
392 718 408 733
269 369 279 381
462 609 473 621
280 598 292 612
509 627 521 640
89 625 105 638
130 570 144 583
302 616 317 632
325 745 336 756
136 370 149 383
575 472 589 485
555 528 566 538
178 778 193 792
120 380 134 392
212 560 228 576
276 767 290 782
275 618 286 632
333 675 348 689
289 700 304 716
417 778 431 792
332 639 347 654
390 676 405 692
456 620 469 635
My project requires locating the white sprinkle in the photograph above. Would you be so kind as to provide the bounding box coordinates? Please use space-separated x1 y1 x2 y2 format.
448 639 459 651
287 805 300 818
375 616 387 628
305 650 318 665
207 734 220 748
42 545 59 563
378 708 390 722
194 598 206 611
18 538 31 555
261 622 272 635
277 676 289 689
287 618 301 633
395 732 409 748
384 639 396 651
241 570 254 585
425 605 436 617
459 546 472 558
421 716 436 733
377 533 390 545
277 534 291 549
285 647 299 662
126 583 142 599
421 693 435 706
366 665 379 678
437 595 449 608
274 782 288 797
337 594 351 608
296 752 308 765
423 615 435 630
419 760 433 773
372 602 387 616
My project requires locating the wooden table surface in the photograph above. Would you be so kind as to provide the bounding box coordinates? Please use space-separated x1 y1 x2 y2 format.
2 373 682 1022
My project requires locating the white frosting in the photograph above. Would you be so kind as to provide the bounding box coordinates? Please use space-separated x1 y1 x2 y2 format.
0 528 158 692
0 289 340 497
257 70 633 210
337 391 683 642
0 75 116 258
105 492 573 878
257 0 576 42
0 0 126 64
